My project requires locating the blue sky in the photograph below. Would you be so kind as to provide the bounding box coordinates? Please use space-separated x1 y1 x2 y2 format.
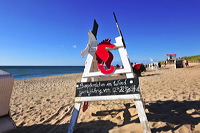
0 0 200 66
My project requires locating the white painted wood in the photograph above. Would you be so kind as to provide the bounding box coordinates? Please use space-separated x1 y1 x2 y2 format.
116 36 132 72
75 94 141 102
134 99 151 133
67 102 82 133
82 53 94 81
114 36 124 47
83 68 131 77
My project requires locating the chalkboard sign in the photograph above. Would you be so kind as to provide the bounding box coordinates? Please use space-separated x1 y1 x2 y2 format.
75 78 140 97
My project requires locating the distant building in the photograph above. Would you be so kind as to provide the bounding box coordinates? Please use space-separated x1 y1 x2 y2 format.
165 54 176 64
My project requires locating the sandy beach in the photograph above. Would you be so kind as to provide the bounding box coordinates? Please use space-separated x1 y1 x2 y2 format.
9 63 200 133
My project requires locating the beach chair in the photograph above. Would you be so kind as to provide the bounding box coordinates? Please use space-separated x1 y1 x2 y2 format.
0 70 16 133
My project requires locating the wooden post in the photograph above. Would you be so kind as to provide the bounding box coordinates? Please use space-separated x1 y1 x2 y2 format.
134 95 151 133
67 102 82 133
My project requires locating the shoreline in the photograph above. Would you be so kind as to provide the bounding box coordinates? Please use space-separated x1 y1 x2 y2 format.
0 66 84 80
14 72 83 81
10 63 200 133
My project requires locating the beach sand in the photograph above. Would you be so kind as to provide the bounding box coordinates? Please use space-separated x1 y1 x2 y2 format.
9 63 200 133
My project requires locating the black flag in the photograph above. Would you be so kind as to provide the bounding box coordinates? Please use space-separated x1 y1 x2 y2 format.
91 19 98 39
113 12 126 48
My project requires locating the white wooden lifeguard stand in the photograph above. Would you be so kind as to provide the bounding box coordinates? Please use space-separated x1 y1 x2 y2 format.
67 18 151 133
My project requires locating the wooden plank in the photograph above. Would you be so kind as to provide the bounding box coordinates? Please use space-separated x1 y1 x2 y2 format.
75 94 141 102
134 98 151 133
115 36 132 72
82 68 132 77
81 53 95 82
67 102 82 133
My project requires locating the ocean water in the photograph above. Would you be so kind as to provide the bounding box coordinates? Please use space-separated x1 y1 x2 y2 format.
0 66 84 80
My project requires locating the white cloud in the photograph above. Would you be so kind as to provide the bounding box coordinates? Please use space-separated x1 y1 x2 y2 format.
72 45 77 48
150 58 154 62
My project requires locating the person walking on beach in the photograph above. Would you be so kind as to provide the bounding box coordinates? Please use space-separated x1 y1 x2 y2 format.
184 59 189 68
164 60 167 67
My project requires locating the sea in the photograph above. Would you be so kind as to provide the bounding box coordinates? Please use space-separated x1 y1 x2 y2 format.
0 66 84 80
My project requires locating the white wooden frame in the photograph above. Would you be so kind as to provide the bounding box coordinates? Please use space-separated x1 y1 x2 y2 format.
67 36 151 133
